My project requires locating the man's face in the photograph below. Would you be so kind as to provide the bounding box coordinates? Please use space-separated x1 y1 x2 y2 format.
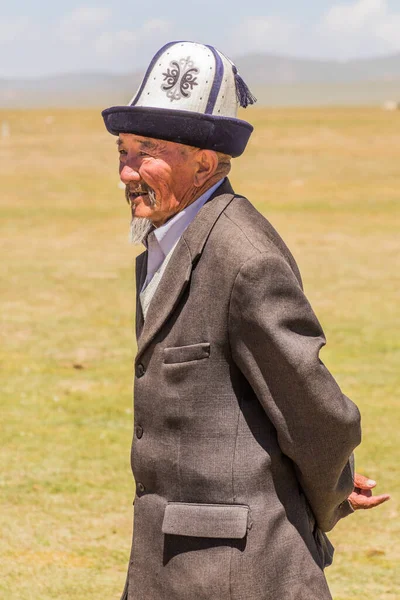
117 133 199 228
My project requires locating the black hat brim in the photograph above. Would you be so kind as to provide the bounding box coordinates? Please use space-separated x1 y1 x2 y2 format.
102 106 253 158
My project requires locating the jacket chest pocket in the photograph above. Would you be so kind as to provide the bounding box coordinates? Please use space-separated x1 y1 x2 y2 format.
162 502 250 539
163 342 210 365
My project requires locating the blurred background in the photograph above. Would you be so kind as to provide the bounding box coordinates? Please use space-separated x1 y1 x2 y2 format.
2 0 400 108
1 1 399 599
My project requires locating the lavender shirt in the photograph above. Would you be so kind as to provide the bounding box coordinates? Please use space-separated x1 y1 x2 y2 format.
142 179 224 290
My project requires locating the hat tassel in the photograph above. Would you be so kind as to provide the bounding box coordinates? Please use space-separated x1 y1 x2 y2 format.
232 66 257 108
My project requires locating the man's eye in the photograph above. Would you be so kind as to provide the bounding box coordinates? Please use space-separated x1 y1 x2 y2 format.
139 151 150 157
118 149 127 156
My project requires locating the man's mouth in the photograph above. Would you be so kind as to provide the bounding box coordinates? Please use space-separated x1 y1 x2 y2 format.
125 184 157 209
125 186 147 205
129 189 148 200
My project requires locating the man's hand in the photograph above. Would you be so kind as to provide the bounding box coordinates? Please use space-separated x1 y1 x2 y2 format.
348 473 391 510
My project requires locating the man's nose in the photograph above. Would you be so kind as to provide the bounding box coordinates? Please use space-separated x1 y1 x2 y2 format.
120 164 141 185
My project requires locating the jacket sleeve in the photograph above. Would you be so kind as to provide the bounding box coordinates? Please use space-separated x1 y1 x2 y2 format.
228 248 362 532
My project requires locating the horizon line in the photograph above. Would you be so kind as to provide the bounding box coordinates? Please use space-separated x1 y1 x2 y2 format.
1 49 400 81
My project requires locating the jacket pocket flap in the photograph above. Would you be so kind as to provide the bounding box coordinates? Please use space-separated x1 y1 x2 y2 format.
162 502 249 539
163 343 210 364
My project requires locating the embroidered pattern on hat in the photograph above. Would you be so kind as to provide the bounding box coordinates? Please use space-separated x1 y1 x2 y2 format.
162 57 199 102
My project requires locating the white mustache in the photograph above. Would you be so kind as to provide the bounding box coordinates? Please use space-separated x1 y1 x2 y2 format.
125 185 157 206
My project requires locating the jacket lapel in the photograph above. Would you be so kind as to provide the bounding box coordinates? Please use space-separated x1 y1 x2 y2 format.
135 250 147 340
135 179 237 361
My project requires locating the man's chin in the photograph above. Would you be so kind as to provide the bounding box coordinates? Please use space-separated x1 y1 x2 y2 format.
129 217 153 245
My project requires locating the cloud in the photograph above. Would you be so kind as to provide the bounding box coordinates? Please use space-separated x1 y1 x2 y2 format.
58 5 112 44
94 19 172 57
320 0 400 54
228 16 298 55
95 30 137 55
223 4 400 60
376 14 400 49
322 0 385 32
0 17 40 43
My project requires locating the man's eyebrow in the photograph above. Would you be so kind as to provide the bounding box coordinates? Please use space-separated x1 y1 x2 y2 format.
139 139 162 151
115 137 165 152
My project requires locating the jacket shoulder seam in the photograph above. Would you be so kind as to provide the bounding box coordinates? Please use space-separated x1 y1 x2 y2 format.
222 209 288 263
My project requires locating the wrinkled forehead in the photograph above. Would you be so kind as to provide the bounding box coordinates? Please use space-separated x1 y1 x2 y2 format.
117 134 199 158
116 134 166 150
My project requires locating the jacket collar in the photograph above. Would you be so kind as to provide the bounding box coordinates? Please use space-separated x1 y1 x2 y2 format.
135 178 236 360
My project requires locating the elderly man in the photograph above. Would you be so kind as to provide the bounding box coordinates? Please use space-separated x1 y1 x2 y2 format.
102 41 389 600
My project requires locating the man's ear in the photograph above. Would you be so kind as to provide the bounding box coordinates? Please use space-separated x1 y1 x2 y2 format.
193 150 218 187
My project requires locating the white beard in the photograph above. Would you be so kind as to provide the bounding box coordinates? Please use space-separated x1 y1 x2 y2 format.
129 217 153 245
127 186 157 245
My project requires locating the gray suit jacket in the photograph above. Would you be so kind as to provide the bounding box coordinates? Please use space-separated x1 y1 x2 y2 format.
122 179 361 600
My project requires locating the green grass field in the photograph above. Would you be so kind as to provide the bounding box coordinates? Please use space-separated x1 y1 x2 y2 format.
1 107 399 599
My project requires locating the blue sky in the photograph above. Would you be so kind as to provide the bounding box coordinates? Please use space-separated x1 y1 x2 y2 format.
1 0 400 77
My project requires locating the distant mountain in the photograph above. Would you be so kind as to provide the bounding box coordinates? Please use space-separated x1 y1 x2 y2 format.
0 72 141 109
238 52 400 85
1 53 400 108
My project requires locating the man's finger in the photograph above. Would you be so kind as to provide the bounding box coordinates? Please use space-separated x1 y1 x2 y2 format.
356 488 372 498
353 472 377 489
349 493 391 510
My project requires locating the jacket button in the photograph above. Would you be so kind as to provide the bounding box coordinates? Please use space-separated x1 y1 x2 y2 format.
137 482 145 495
136 363 146 378
135 425 143 439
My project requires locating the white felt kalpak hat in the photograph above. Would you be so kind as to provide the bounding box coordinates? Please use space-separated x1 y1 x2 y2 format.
102 40 256 157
